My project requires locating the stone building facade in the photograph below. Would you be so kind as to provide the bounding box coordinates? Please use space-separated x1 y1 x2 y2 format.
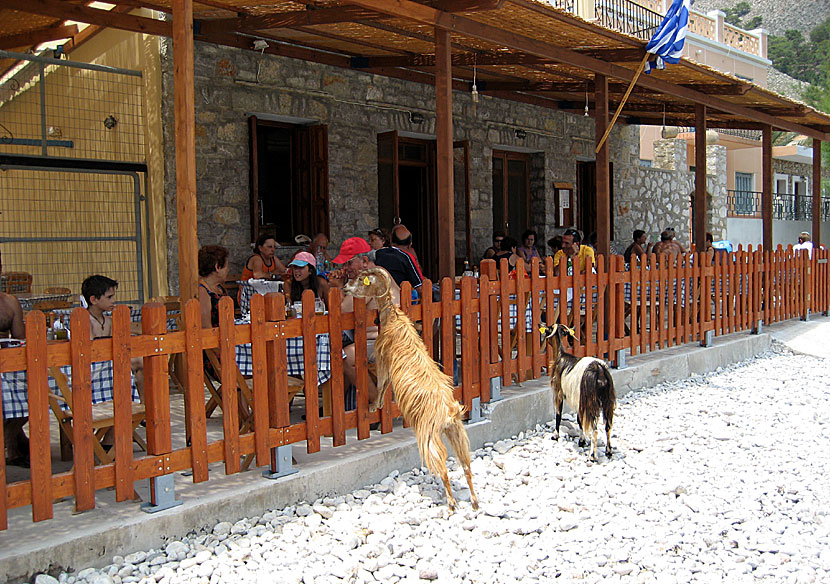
613 135 728 248
159 40 730 288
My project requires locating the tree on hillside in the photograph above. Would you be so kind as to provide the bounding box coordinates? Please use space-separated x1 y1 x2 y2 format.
768 30 825 85
723 2 762 30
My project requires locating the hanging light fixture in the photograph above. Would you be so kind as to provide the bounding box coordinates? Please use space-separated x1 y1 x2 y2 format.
471 56 480 121
584 83 589 117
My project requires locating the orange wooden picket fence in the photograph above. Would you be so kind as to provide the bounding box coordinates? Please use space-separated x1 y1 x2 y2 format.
0 247 827 529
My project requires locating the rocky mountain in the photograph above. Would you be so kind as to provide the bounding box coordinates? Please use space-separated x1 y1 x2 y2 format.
691 0 830 37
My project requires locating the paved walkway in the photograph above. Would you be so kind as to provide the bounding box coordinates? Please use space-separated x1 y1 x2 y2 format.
766 317 830 359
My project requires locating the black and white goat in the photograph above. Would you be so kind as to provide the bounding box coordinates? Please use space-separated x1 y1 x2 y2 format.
541 323 616 460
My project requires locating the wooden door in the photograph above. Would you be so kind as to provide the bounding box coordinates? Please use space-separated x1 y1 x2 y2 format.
492 150 530 242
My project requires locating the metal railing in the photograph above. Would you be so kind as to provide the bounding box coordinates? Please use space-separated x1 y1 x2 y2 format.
727 190 830 221
545 0 576 12
594 0 662 40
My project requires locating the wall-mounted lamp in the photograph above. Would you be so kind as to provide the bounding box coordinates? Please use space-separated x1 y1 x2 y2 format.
252 39 269 51
409 112 425 124
515 129 527 139
47 126 62 138
103 115 118 130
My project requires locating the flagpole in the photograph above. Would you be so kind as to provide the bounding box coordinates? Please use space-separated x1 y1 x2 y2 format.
595 52 650 153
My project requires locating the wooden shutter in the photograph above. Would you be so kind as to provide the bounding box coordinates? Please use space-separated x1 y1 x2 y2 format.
293 124 330 237
248 116 260 242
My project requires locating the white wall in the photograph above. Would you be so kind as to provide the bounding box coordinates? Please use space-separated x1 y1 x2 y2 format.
726 218 829 248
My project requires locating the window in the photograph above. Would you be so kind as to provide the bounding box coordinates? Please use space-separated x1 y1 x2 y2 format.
734 172 755 215
249 117 329 244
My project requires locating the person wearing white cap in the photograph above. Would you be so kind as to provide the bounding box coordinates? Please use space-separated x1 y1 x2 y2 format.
285 251 330 310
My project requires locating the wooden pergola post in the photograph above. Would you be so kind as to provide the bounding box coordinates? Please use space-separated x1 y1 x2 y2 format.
594 73 610 259
435 27 455 279
813 139 822 247
762 125 773 251
694 104 707 251
173 0 199 301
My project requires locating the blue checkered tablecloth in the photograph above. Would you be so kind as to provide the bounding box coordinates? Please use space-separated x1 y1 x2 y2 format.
2 360 139 419
234 334 333 386
51 307 180 331
239 280 283 315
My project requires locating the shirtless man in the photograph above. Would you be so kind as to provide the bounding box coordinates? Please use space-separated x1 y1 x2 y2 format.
1 251 28 465
652 229 685 258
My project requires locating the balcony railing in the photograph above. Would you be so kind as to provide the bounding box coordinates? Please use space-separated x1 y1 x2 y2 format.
727 190 830 221
594 0 662 40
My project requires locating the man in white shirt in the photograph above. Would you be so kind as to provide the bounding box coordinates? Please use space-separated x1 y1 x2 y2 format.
793 232 813 259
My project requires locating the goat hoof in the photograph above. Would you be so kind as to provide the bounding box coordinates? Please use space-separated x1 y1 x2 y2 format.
578 439 587 448
552 432 559 441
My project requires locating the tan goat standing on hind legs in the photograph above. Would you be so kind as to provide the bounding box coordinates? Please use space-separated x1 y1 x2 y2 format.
345 267 479 511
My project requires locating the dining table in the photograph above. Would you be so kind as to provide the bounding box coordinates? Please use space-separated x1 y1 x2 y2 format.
232 317 337 387
1 355 139 419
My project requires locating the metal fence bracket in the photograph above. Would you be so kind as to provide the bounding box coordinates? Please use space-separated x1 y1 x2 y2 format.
468 397 482 423
752 320 763 334
700 330 714 347
614 349 626 369
489 377 503 402
802 310 811 322
262 445 297 480
141 474 182 513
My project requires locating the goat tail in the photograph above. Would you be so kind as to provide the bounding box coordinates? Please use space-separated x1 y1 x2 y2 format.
417 415 449 478
578 362 616 433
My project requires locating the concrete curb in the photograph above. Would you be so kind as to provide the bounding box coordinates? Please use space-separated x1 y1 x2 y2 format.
0 326 778 582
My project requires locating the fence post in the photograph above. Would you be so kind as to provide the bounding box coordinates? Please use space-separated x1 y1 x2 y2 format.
140 302 181 513
802 251 812 321
262 292 296 480
700 254 714 347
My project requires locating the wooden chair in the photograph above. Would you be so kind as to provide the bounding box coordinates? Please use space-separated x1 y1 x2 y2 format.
0 272 32 294
32 299 72 312
47 367 146 465
199 348 303 469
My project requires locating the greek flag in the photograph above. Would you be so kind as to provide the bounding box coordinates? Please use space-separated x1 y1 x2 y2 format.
644 0 690 74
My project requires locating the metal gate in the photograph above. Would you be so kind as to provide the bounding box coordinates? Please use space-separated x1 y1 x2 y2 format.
0 49 148 305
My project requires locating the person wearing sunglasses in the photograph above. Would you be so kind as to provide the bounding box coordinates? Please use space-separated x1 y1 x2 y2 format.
483 230 506 260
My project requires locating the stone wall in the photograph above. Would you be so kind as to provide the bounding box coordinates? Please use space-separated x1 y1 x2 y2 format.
614 136 727 247
160 41 630 288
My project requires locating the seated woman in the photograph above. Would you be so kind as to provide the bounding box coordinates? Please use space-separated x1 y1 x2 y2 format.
517 229 541 264
492 236 518 271
198 245 230 328
367 227 389 250
242 234 286 282
284 251 330 310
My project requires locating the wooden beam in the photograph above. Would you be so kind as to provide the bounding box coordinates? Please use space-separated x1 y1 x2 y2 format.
0 0 171 36
436 0 504 10
595 72 610 259
350 48 643 68
762 125 773 251
0 24 78 50
197 7 383 35
813 139 822 247
173 0 198 302
474 80 650 94
196 31 352 68
679 83 751 95
694 104 707 251
343 0 830 139
435 27 455 279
